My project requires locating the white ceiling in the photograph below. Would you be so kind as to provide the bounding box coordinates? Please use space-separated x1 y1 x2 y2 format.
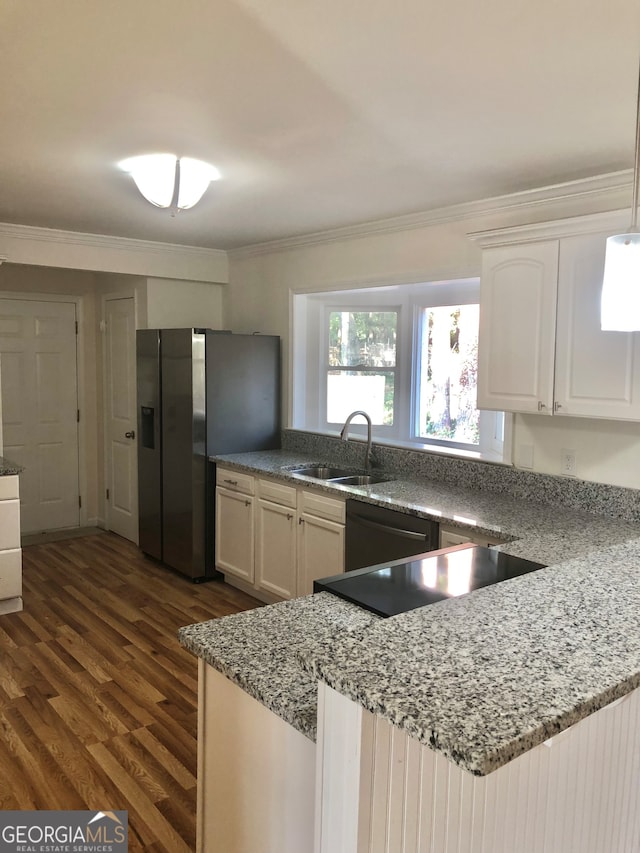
2 0 640 250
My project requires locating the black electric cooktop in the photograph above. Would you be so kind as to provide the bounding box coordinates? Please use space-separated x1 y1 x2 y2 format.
314 544 547 618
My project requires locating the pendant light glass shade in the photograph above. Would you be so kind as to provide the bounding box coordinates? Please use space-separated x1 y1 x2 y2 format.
601 233 640 330
601 57 640 331
120 154 220 210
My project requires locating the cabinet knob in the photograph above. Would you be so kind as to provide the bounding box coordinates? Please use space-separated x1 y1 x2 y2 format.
245 500 250 507
299 517 304 525
287 513 293 521
537 401 546 411
125 430 136 439
554 401 562 412
224 479 238 486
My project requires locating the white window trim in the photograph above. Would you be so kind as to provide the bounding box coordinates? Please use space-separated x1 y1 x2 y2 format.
291 280 512 464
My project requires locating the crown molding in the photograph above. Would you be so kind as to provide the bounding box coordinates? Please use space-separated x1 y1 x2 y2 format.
0 222 228 283
468 209 631 247
229 170 633 259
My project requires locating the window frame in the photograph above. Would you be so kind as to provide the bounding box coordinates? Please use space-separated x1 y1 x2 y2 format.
291 279 511 463
322 303 402 436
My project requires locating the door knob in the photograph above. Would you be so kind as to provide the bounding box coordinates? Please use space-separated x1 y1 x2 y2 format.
125 430 136 439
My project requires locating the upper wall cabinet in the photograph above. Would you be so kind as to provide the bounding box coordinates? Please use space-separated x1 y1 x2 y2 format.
477 240 558 414
473 213 640 421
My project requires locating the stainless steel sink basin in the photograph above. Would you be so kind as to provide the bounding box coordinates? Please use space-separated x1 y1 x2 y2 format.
289 466 353 479
328 474 391 486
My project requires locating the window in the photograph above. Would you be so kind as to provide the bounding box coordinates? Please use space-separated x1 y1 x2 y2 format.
415 303 479 446
292 279 509 462
327 311 397 425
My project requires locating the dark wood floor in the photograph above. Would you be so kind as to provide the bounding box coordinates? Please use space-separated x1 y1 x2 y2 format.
0 531 261 852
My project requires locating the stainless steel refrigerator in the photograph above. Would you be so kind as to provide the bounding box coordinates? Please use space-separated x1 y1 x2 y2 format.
136 328 280 580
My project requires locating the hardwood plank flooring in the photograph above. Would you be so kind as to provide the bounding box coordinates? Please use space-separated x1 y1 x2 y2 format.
0 531 261 852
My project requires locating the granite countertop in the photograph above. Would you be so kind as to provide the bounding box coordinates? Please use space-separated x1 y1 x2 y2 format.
178 592 380 739
302 538 640 775
212 449 640 565
178 448 640 775
0 456 23 476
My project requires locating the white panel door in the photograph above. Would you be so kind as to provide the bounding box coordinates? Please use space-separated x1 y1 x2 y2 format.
0 299 79 533
104 296 138 543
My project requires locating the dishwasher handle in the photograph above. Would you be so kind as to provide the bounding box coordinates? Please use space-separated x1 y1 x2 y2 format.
349 510 430 541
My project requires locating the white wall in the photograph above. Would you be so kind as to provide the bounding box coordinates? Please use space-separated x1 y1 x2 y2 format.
227 183 640 490
145 278 225 329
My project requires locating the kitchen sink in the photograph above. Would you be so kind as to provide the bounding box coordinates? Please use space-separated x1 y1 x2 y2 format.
328 474 390 486
289 466 353 479
288 466 393 486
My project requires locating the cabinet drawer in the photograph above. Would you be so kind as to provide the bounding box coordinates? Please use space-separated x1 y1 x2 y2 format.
216 468 255 496
300 490 345 524
258 478 297 509
0 475 19 501
0 548 22 599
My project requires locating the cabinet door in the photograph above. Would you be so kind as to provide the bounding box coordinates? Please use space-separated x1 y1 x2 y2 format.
297 514 344 597
215 488 254 582
555 233 640 420
256 499 297 599
477 241 559 414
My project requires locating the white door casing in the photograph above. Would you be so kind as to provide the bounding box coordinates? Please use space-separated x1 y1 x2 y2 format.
103 295 138 543
0 298 80 533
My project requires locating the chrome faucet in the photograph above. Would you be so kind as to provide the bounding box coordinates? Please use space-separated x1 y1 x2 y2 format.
340 410 374 470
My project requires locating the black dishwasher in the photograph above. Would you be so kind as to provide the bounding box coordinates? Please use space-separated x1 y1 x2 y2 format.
345 499 439 571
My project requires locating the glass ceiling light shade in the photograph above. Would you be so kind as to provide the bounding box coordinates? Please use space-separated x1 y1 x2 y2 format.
119 154 220 211
601 58 640 331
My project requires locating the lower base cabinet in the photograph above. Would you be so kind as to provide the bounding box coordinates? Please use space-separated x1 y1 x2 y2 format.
215 487 255 583
439 523 505 549
0 474 22 614
216 468 345 602
297 502 344 596
256 495 297 599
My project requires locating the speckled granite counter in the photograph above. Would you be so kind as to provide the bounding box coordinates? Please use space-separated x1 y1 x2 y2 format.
179 449 640 776
211 449 640 565
0 456 22 476
302 538 640 775
179 593 379 739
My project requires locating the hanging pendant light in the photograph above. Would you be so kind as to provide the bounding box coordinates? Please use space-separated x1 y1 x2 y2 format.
601 58 640 331
119 154 220 213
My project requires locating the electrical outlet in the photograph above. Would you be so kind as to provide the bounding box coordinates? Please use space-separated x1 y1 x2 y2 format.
561 449 576 476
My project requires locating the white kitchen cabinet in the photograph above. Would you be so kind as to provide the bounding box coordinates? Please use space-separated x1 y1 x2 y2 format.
439 523 505 549
554 233 640 420
297 491 345 596
476 220 640 421
477 241 559 414
256 479 297 600
216 468 345 602
0 474 23 614
215 469 255 584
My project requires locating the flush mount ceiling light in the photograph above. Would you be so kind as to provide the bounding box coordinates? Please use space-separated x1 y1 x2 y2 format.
119 154 221 212
601 58 640 331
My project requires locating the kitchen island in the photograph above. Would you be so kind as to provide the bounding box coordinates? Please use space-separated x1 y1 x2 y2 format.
179 450 640 853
